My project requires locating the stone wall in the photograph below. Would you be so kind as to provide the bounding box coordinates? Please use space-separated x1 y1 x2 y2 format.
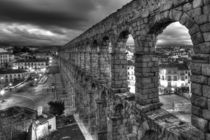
59 0 210 139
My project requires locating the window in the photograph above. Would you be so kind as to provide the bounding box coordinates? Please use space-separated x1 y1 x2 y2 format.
181 76 185 81
168 70 171 74
168 82 171 87
168 76 172 81
173 76 177 81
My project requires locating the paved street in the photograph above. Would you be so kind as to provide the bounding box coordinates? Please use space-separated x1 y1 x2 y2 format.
160 94 191 123
0 58 61 111
0 74 56 110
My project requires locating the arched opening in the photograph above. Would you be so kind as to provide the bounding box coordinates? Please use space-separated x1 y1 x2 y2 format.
90 40 99 79
98 36 112 86
112 30 136 94
126 35 135 94
155 21 193 123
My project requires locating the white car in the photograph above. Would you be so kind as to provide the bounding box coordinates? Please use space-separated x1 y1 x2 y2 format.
60 136 71 140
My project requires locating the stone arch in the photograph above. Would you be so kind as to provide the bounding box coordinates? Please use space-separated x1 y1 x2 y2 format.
148 9 202 47
89 39 100 79
97 35 112 86
114 103 124 116
116 25 136 43
139 7 210 132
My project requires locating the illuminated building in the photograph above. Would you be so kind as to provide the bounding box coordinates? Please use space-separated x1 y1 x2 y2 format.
14 59 47 71
29 113 56 140
0 69 28 85
0 52 14 68
159 63 191 95
127 60 135 93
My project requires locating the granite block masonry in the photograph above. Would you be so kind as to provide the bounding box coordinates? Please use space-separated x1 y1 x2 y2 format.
58 0 210 139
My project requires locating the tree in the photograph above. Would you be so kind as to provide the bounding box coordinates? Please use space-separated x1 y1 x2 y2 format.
48 101 65 116
13 46 22 54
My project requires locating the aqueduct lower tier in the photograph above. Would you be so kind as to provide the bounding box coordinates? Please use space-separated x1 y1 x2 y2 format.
58 0 210 139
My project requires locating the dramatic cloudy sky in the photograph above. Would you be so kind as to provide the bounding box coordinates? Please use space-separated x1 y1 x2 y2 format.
0 0 192 46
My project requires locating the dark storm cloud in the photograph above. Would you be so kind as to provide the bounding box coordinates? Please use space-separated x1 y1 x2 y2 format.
0 0 132 46
0 0 190 47
0 0 93 30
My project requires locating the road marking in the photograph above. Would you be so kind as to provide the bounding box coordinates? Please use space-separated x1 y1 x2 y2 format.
12 94 36 104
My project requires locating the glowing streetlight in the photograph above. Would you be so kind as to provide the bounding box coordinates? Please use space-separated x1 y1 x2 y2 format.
9 83 12 86
0 89 5 96
0 89 5 103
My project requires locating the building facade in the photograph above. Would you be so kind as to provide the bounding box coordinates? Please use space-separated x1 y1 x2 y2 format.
127 61 135 93
0 69 28 85
159 64 191 96
0 52 14 68
14 59 47 71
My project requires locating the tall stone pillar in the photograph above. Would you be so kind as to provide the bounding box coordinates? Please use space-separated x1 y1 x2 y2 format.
98 40 112 86
85 45 91 75
76 48 80 68
107 115 123 140
91 46 99 80
191 55 210 139
80 46 85 70
96 98 107 140
135 35 160 110
88 88 97 135
111 40 128 93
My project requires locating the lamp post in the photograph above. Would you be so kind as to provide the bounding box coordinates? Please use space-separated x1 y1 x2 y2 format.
0 77 4 89
9 83 13 91
0 89 5 103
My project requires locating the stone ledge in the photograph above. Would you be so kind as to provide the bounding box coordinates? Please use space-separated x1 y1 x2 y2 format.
145 109 205 140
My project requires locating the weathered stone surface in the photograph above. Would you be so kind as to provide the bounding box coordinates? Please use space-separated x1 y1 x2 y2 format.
192 115 208 132
204 0 210 4
208 99 210 109
193 0 203 8
203 32 210 42
202 109 210 120
203 4 210 14
183 3 192 11
191 32 204 45
191 95 207 108
191 75 208 84
206 133 210 140
203 85 210 98
192 106 202 116
194 42 210 54
191 83 202 96
200 23 210 32
194 15 209 25
59 0 210 139
202 64 210 76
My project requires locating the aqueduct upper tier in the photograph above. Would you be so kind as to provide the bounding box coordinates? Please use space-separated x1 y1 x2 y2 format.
59 0 210 140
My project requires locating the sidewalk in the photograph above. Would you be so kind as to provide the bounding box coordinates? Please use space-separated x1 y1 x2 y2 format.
74 114 95 140
160 94 191 123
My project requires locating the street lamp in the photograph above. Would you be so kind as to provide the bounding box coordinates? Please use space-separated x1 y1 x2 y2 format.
9 83 12 86
0 89 5 103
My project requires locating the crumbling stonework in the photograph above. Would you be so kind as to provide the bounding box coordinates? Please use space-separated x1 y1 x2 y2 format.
58 0 210 139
